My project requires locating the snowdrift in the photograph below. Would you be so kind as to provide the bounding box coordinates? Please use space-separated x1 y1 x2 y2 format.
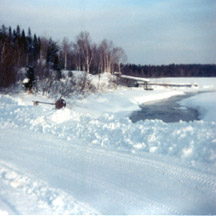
0 76 216 214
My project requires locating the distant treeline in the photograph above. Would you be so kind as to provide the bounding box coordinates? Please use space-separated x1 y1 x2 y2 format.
122 64 216 78
0 24 127 88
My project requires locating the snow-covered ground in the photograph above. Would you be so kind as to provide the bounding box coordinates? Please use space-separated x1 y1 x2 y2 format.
0 76 216 214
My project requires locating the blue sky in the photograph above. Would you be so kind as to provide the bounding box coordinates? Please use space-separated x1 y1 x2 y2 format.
0 0 215 65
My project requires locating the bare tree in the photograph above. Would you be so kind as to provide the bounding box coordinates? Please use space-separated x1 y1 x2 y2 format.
73 43 83 71
39 36 49 63
62 37 71 70
75 31 94 73
98 39 114 74
112 47 127 73
97 40 127 74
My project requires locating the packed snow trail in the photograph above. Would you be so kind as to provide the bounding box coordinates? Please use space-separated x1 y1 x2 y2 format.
0 128 216 214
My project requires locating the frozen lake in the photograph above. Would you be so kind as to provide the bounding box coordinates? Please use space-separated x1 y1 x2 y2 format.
130 93 200 123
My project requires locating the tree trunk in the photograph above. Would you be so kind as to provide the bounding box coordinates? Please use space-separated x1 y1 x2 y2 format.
64 53 67 70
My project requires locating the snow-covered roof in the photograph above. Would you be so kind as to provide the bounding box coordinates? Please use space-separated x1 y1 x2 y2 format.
120 75 150 82
23 78 30 83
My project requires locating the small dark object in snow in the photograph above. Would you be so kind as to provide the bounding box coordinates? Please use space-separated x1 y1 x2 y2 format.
33 101 39 106
32 98 66 109
55 98 66 109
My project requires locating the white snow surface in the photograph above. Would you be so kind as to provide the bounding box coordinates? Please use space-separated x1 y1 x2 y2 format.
179 91 216 122
0 76 216 214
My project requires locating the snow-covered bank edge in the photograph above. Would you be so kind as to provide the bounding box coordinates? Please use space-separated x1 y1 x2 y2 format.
1 77 216 169
0 160 99 215
72 88 185 118
0 90 216 169
0 77 216 214
179 91 216 122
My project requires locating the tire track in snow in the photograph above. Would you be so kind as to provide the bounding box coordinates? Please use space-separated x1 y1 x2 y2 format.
0 130 181 214
0 162 99 215
68 169 182 215
0 195 20 215
1 127 216 214
19 137 216 213
108 149 216 194
14 144 179 214
77 147 216 214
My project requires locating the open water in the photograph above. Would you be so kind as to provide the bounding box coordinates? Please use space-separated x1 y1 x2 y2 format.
130 93 200 123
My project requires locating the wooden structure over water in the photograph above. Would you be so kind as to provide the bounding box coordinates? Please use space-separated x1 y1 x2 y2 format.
118 74 153 90
116 74 198 89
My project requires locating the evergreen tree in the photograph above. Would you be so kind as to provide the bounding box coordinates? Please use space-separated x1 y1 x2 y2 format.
12 29 16 41
16 25 21 37
46 38 59 66
23 66 35 92
8 26 12 38
33 34 40 61
28 27 32 38
21 29 26 39
1 24 7 35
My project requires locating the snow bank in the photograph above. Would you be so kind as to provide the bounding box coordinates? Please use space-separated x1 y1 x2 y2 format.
0 91 216 168
0 77 216 167
62 70 117 90
72 76 216 117
73 88 184 118
50 108 73 123
0 210 8 216
0 77 216 214
0 162 98 215
179 92 216 122
149 77 216 91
